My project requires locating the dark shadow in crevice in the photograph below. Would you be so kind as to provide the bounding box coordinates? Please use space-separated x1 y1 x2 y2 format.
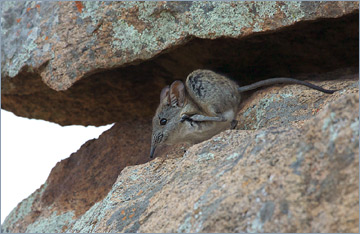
2 11 358 126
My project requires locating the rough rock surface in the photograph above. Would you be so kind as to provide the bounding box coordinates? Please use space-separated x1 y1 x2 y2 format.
2 75 358 233
1 120 152 233
1 1 359 125
1 1 359 233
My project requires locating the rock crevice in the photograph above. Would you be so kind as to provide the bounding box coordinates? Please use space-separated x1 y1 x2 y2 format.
1 2 358 126
1 2 358 233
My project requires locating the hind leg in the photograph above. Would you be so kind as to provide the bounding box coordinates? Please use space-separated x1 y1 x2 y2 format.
180 114 226 123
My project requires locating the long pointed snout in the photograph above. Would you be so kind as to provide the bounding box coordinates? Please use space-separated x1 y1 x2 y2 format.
150 144 157 158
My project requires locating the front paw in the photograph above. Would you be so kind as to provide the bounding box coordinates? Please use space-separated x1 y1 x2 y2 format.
180 114 191 123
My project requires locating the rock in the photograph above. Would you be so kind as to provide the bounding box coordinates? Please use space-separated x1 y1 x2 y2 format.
2 76 358 233
1 2 359 233
71 81 359 233
236 68 359 130
1 120 152 233
1 1 359 125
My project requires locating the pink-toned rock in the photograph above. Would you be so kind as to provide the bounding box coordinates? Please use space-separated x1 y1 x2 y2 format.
1 2 358 233
71 87 359 233
2 76 358 233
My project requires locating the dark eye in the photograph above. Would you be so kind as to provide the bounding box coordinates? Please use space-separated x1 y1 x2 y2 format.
160 118 167 125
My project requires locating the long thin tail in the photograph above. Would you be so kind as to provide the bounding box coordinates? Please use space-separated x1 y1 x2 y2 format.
238 78 336 94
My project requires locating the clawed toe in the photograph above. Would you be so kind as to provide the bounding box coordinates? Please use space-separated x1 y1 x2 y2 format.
230 120 238 129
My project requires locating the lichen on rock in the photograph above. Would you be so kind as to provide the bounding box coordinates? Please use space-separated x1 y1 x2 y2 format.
1 1 359 233
1 1 359 125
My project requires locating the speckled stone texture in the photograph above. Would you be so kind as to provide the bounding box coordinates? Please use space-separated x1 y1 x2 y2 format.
1 1 359 233
1 1 359 125
2 73 358 233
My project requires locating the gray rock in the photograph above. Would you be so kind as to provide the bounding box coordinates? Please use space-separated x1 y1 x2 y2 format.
1 1 358 126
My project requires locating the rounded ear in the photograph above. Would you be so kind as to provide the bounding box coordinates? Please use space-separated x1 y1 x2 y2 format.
160 85 170 104
169 80 185 107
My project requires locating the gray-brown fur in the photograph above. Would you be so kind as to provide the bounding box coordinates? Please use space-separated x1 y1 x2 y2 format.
150 69 336 158
186 70 241 117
